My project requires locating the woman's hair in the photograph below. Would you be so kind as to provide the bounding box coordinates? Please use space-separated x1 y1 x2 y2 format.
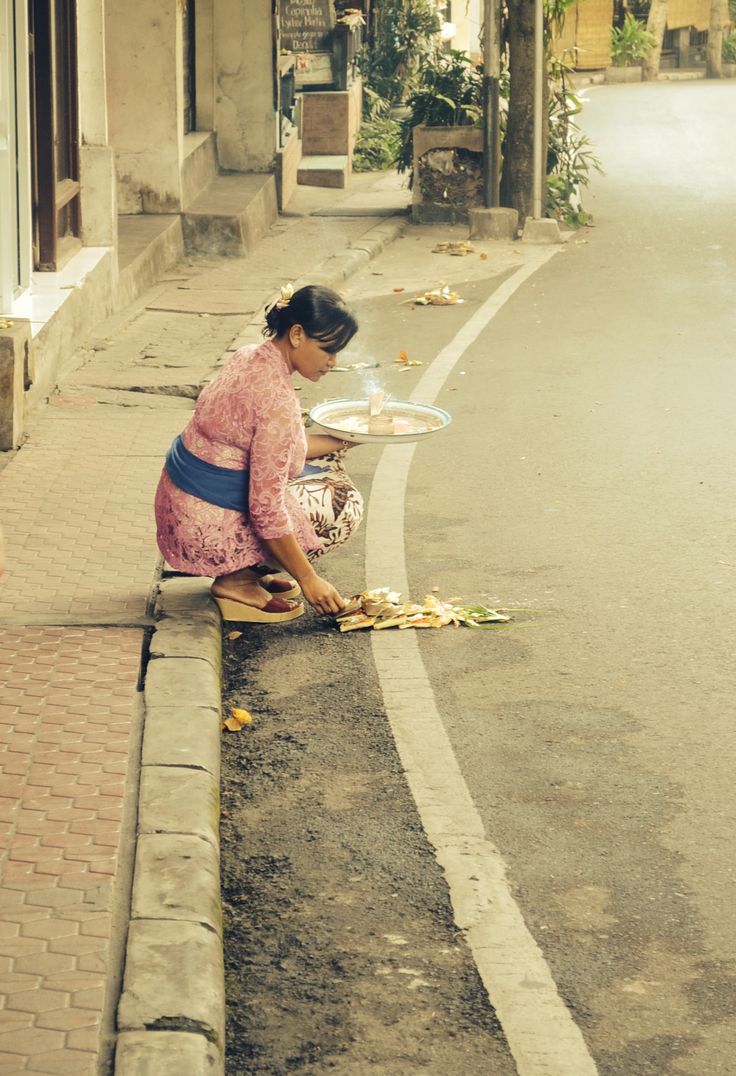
263 284 358 354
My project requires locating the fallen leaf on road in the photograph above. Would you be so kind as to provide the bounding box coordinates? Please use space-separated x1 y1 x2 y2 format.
393 286 405 293
480 253 488 261
226 631 242 640
222 707 253 732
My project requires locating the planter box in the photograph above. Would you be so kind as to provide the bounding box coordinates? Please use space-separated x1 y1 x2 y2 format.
605 65 642 82
723 63 736 78
412 124 484 224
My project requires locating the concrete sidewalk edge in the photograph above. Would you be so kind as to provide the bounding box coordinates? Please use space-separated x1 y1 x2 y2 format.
114 214 408 1074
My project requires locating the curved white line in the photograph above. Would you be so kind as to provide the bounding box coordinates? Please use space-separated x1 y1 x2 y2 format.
365 249 599 1076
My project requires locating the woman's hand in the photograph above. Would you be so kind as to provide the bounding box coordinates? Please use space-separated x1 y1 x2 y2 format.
299 573 346 616
305 433 355 458
262 533 345 615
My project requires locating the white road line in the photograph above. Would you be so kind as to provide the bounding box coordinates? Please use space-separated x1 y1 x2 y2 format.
365 249 599 1076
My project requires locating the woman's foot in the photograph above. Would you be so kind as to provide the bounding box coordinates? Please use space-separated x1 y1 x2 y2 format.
225 566 301 600
211 579 304 623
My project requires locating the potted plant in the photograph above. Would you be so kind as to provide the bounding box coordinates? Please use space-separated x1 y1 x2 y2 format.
723 29 736 78
607 13 656 82
397 49 483 223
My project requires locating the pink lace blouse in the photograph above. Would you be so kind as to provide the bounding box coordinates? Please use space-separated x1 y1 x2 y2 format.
154 340 323 576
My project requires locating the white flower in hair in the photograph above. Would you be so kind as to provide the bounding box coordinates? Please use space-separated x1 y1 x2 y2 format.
275 283 294 309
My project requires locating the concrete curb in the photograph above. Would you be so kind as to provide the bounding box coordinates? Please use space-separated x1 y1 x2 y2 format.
296 215 408 290
116 213 408 1074
116 576 224 1073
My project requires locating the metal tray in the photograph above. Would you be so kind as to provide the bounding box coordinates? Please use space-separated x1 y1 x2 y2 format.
309 398 452 445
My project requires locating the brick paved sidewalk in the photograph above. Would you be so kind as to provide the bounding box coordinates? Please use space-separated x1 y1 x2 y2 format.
0 199 406 1073
0 628 141 1074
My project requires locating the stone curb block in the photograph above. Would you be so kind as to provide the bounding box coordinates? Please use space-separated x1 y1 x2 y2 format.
115 1031 221 1075
144 656 221 713
117 920 224 1046
297 217 408 290
141 705 221 775
156 577 221 628
138 766 219 850
149 617 222 669
131 833 222 934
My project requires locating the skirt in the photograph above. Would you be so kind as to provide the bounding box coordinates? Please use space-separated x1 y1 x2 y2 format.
288 452 364 560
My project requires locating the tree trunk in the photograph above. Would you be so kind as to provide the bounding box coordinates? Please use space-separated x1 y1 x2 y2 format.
642 0 668 80
501 0 536 223
706 0 728 76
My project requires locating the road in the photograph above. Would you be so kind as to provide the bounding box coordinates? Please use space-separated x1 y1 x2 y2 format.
225 80 736 1074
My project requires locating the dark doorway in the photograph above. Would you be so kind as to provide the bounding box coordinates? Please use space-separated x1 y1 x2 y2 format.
28 0 80 271
183 0 197 134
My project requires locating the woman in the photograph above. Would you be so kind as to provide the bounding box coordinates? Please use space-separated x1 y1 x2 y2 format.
154 284 363 623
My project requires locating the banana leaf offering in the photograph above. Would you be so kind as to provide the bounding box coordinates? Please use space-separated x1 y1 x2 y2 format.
336 589 510 633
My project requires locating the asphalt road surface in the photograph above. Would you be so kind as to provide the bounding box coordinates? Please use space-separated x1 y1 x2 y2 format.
225 79 736 1074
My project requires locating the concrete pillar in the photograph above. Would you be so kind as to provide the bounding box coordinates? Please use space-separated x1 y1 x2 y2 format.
214 0 275 171
0 319 31 450
196 0 215 131
522 217 564 244
77 0 116 245
675 26 690 67
105 0 184 212
469 207 519 240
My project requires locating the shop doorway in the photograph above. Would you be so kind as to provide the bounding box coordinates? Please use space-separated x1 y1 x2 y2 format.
28 0 80 271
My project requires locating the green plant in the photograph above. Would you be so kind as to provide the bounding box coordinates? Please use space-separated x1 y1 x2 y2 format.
723 29 736 63
610 13 656 66
397 49 483 173
352 89 401 172
359 0 442 105
546 61 603 226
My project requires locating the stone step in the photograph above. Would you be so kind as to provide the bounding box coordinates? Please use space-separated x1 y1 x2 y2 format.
117 215 184 311
297 155 349 190
182 173 278 257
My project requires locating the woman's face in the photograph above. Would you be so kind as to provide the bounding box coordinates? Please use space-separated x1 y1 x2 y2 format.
287 325 339 382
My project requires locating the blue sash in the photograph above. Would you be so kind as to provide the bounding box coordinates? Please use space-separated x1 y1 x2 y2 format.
165 435 249 512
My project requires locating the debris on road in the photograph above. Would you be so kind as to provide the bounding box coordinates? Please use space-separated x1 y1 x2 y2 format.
332 361 381 371
336 589 510 632
432 240 475 256
403 284 463 306
394 350 423 368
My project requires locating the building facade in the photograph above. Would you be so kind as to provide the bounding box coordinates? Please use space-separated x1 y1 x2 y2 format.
0 0 307 447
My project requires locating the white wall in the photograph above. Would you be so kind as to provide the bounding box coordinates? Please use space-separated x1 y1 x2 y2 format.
77 0 116 245
105 0 184 212
214 0 276 172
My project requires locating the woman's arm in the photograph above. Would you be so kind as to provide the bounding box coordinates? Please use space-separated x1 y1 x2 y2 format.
305 433 356 458
262 532 346 614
